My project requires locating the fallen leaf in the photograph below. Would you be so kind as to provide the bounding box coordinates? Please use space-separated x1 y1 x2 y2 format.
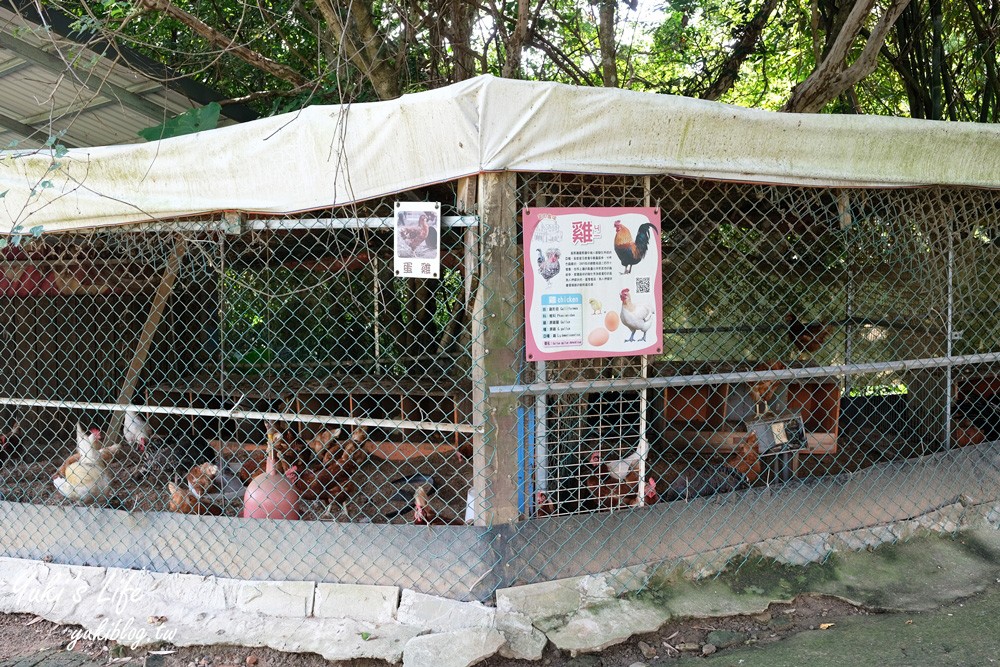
819 623 835 630
147 615 167 625
360 631 371 641
905 619 913 625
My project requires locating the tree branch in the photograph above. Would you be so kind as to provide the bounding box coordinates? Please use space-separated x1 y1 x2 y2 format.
135 0 309 87
701 0 780 101
783 0 912 112
312 0 400 99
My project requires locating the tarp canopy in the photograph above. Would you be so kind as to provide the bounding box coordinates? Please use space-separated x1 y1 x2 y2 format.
4 74 1000 232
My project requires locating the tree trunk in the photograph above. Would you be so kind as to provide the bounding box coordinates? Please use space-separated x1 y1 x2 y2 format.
598 0 618 87
502 0 531 78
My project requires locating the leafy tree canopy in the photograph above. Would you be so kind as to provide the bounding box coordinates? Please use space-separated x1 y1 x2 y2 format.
27 0 1000 123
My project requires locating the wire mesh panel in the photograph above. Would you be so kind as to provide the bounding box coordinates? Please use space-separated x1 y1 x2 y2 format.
2 170 1000 601
0 188 498 597
502 173 1000 587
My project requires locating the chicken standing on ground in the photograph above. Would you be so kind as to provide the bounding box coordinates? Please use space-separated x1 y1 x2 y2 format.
167 463 223 515
619 288 655 342
412 484 464 525
613 220 659 274
0 420 19 464
53 423 119 502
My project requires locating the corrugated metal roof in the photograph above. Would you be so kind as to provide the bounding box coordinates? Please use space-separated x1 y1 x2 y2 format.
0 0 256 149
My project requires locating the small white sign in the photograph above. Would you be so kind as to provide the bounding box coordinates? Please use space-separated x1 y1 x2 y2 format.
394 202 441 279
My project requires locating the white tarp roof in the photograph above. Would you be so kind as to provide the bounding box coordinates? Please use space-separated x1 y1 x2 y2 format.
4 74 1000 232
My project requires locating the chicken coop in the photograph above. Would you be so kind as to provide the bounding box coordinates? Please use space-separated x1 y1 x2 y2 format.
3 76 1000 602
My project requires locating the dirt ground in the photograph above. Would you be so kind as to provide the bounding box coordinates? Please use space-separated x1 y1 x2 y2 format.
0 593 869 667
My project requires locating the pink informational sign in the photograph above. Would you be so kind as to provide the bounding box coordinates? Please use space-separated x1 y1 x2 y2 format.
523 207 663 361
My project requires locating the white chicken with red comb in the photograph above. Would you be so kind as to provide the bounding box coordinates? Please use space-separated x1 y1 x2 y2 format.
619 288 655 342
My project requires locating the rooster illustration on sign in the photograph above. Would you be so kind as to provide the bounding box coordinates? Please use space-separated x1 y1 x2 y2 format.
613 220 658 274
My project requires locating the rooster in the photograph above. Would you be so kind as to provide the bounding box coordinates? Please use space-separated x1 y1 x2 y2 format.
613 220 658 274
619 288 655 342
785 313 832 360
53 424 119 502
536 248 561 285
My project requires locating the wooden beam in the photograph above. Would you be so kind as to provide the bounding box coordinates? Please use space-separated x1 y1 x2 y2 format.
472 172 522 525
104 235 188 448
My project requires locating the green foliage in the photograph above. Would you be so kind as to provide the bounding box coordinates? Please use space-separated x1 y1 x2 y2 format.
138 103 222 141
46 0 1000 120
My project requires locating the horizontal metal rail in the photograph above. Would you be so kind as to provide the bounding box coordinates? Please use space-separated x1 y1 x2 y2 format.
0 397 479 434
489 352 1000 396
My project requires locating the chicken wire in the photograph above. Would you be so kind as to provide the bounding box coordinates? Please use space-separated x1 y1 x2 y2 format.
0 190 500 598
497 174 1000 587
1 173 1000 601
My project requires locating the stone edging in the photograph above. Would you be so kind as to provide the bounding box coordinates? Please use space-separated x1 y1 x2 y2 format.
0 499 996 666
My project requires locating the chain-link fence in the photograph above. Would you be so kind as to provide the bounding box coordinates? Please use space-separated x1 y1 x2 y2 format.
1 172 999 601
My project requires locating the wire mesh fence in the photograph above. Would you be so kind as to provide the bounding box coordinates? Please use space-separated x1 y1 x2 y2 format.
0 172 999 600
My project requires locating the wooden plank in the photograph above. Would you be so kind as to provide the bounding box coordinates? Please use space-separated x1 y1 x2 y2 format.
105 235 188 449
664 428 838 455
472 172 521 525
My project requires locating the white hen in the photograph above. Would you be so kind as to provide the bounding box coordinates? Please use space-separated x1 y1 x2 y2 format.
53 423 117 502
124 408 152 449
619 288 654 342
597 450 643 482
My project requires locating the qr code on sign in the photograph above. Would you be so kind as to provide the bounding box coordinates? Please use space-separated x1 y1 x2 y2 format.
636 277 651 293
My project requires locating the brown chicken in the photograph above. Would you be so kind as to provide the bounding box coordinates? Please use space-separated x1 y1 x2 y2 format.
585 450 644 509
534 491 556 517
399 214 431 253
749 360 786 415
613 220 659 274
167 463 224 515
412 484 465 525
286 427 363 504
785 313 832 359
